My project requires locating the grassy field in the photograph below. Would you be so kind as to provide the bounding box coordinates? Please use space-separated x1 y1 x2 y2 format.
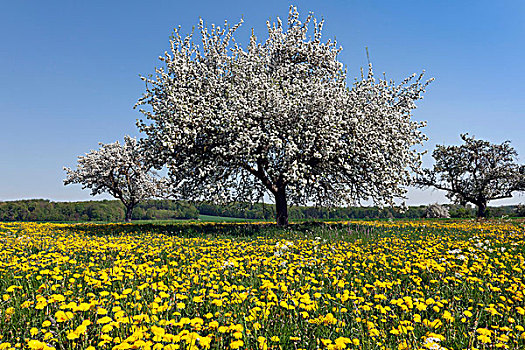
196 215 259 223
0 220 524 349
43 215 262 225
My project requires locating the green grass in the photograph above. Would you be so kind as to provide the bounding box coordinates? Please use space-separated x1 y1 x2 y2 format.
197 214 261 222
131 214 262 224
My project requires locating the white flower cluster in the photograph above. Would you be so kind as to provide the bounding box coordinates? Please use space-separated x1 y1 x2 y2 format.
422 337 445 350
274 240 294 257
220 260 236 269
136 6 431 214
446 247 467 261
425 203 450 218
469 236 493 252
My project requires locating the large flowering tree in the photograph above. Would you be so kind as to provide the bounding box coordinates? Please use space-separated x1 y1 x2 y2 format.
136 7 432 225
64 136 160 222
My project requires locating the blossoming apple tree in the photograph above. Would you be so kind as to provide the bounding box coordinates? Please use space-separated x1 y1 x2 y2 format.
64 136 160 222
416 134 525 218
136 7 432 225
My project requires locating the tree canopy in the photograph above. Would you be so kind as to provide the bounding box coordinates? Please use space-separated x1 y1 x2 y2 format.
64 136 161 222
416 134 525 218
137 6 432 225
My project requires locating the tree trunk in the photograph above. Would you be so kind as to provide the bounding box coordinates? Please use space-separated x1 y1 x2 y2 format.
274 186 289 226
477 201 487 219
125 206 133 223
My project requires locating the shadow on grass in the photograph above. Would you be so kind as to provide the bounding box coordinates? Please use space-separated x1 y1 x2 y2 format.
60 222 402 247
62 220 368 238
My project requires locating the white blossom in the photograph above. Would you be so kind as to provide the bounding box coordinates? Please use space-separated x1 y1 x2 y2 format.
423 337 444 350
221 260 235 269
64 136 161 222
425 203 450 218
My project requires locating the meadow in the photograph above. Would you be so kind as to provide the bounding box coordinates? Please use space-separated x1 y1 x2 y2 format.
0 220 523 350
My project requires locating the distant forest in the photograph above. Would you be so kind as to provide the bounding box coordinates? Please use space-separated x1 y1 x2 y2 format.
195 202 523 220
0 199 523 222
0 200 199 222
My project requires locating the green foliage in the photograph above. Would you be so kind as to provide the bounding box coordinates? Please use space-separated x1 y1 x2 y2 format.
195 202 522 221
485 206 516 218
0 199 199 222
516 204 525 217
194 202 429 220
0 199 519 222
448 204 475 218
446 204 517 219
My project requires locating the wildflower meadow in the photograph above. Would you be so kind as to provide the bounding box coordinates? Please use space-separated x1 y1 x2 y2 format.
0 220 524 349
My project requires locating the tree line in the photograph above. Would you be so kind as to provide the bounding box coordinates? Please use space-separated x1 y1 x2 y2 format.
0 199 198 222
196 202 523 220
0 199 522 222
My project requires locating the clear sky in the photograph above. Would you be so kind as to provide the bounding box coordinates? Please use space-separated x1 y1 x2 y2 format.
1 0 524 206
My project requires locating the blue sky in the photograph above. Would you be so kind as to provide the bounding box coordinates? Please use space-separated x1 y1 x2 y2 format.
1 0 524 205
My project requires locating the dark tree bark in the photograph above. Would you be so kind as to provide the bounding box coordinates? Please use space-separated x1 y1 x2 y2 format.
476 201 487 219
124 205 134 223
275 186 289 226
245 162 290 226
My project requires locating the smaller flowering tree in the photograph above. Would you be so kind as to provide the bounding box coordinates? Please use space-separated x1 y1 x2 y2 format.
425 203 450 218
64 136 160 222
416 134 525 218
